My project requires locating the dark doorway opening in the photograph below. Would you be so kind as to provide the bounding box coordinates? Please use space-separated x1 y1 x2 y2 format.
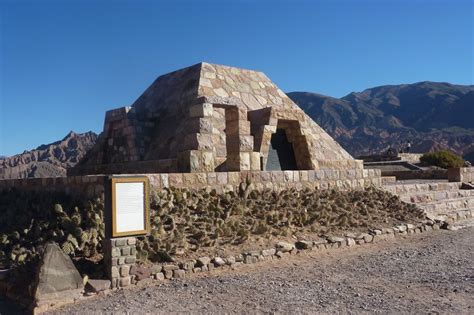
266 128 298 170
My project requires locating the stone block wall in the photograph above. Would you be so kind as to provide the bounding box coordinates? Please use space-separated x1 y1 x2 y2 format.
103 237 137 288
0 175 105 199
448 167 474 183
381 169 447 181
0 169 382 211
144 169 382 193
0 169 382 198
398 153 423 164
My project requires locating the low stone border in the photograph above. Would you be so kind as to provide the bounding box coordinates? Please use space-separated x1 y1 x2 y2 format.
121 208 473 286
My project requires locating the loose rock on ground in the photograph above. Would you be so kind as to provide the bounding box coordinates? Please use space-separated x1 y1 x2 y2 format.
49 225 474 314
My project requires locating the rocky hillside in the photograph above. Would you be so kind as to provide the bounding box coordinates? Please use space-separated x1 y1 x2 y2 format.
288 82 474 162
0 131 98 179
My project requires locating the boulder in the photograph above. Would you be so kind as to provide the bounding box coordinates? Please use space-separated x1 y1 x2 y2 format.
86 279 111 293
326 236 345 243
173 269 186 279
33 243 84 311
261 249 276 257
130 265 151 281
346 238 356 247
295 240 313 250
212 257 226 267
276 241 294 252
136 278 153 287
196 257 211 267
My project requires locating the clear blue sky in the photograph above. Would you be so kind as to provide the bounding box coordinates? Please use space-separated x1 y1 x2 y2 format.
0 0 472 156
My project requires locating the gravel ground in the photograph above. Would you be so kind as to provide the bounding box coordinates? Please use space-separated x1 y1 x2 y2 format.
46 223 474 315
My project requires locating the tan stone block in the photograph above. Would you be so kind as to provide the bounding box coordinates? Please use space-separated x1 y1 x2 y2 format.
293 171 300 182
168 173 183 187
119 276 131 287
196 173 207 185
200 77 213 88
227 172 240 184
250 171 260 183
238 135 254 152
215 145 227 157
201 151 215 171
214 87 229 98
283 171 293 182
239 152 250 170
217 172 228 185
188 151 200 171
264 125 277 133
271 171 283 182
250 152 261 170
189 103 213 118
203 71 216 79
207 172 217 185
226 120 251 135
120 265 130 277
260 171 271 182
160 174 169 188
183 173 197 186
184 133 213 151
187 117 213 133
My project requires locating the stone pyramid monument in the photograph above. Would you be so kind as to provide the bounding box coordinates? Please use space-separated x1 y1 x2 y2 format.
72 62 361 175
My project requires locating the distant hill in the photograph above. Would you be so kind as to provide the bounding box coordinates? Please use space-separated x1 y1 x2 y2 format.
0 131 98 179
288 82 474 163
2 81 473 180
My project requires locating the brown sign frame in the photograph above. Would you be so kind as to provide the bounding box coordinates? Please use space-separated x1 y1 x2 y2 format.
109 176 150 238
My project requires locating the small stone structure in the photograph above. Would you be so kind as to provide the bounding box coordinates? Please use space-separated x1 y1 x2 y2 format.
398 153 423 164
448 167 474 183
71 62 361 175
103 237 137 289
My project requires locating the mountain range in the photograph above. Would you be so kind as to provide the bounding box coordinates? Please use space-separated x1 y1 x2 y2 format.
288 81 474 161
0 131 98 179
1 81 472 179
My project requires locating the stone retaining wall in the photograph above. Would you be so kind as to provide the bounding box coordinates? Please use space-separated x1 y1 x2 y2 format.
0 175 105 198
382 169 447 180
398 153 423 164
145 169 382 193
448 167 474 183
0 169 382 197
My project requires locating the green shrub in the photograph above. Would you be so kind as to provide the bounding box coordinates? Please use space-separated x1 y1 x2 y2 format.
420 150 465 169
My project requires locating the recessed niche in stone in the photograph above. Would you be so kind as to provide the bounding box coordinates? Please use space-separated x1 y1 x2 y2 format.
266 129 298 171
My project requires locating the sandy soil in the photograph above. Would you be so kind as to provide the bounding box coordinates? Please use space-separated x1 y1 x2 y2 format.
48 222 474 315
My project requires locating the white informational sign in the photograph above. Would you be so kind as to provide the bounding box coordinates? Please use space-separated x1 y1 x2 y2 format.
114 181 147 235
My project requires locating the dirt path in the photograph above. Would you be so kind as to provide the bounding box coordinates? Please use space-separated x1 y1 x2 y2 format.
50 224 474 315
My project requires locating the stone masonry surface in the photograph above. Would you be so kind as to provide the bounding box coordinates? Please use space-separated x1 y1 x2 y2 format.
103 237 137 289
72 62 362 175
448 167 474 183
0 169 382 198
